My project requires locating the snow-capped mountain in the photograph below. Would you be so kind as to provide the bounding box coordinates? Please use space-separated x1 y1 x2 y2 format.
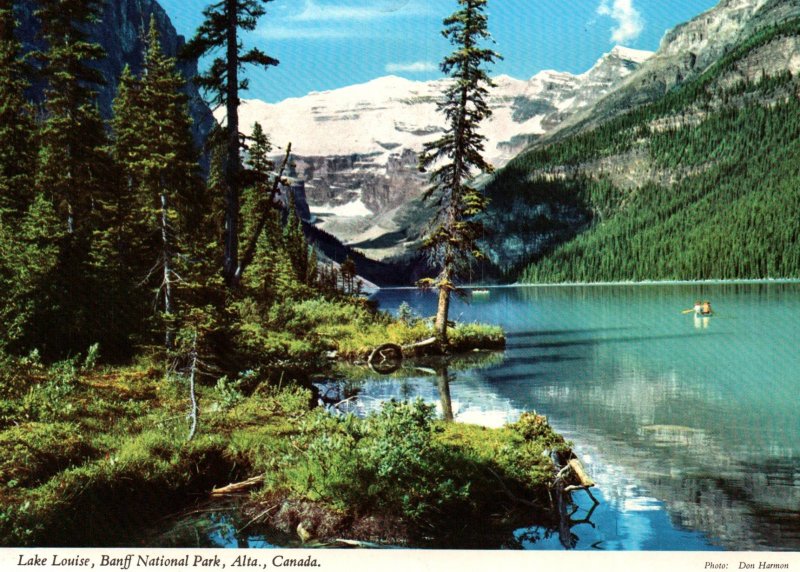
239 45 651 166
225 46 652 261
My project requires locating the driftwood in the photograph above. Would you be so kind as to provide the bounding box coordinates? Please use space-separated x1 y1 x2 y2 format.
366 337 441 375
210 475 265 496
564 458 598 502
414 366 437 375
551 450 599 549
331 539 386 549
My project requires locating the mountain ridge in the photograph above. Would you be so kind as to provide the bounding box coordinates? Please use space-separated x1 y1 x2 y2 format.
545 0 798 142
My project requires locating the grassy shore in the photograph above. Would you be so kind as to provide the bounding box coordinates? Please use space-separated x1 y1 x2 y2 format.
245 296 505 362
0 304 566 548
0 360 567 547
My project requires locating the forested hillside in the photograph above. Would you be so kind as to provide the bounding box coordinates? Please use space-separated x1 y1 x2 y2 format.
482 18 800 283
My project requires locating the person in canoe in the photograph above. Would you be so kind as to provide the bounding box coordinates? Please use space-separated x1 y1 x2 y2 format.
683 300 713 316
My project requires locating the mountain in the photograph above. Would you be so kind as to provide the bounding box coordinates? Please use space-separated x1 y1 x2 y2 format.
550 0 800 139
229 46 652 263
481 0 800 282
15 0 214 146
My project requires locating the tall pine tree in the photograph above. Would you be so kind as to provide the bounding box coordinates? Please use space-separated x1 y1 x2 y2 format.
418 0 500 346
34 0 109 236
28 0 113 356
184 0 279 286
0 0 38 351
0 0 34 218
110 17 202 350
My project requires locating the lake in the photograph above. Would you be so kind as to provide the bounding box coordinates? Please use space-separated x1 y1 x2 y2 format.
153 282 799 550
348 282 799 550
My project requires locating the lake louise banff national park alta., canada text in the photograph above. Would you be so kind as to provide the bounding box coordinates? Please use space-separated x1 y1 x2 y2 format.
1 0 800 569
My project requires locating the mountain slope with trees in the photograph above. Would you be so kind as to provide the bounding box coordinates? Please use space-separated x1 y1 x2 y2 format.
482 10 800 283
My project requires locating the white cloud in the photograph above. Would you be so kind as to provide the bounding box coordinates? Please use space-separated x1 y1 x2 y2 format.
292 0 427 22
597 0 644 44
385 61 437 73
259 26 360 40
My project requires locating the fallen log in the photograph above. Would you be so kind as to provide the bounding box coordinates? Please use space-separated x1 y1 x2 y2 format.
211 475 265 496
400 337 437 351
414 367 437 375
550 450 599 548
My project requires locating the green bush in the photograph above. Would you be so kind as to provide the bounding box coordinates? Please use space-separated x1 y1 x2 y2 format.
19 357 81 423
283 400 470 522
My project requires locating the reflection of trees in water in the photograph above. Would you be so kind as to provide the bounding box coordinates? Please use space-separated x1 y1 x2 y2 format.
321 351 505 421
435 364 454 421
448 350 798 548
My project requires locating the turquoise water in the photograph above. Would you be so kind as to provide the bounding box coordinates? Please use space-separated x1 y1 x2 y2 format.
355 283 800 550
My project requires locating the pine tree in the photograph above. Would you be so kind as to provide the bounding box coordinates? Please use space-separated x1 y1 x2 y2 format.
283 191 308 282
184 0 279 286
418 0 500 346
0 0 38 352
0 0 34 218
110 17 202 350
340 256 356 295
34 0 109 236
305 246 318 287
100 65 153 353
28 0 113 356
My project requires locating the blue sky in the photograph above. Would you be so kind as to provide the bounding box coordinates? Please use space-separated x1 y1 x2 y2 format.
160 0 719 103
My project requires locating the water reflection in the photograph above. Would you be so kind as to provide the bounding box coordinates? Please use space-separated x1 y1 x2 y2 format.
693 315 711 329
435 364 454 422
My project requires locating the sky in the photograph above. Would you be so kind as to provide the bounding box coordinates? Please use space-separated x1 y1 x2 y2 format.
158 0 720 103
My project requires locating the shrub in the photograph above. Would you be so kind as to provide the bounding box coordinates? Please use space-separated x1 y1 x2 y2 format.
283 400 470 523
211 375 244 411
20 357 81 423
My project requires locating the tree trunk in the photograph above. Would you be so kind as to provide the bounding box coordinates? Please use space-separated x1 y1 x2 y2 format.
223 0 240 284
187 330 199 441
160 191 174 349
434 281 451 347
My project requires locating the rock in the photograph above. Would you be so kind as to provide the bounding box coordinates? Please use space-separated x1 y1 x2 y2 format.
296 522 315 543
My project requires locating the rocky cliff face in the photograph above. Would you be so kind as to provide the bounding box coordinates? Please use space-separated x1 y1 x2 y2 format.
15 0 214 145
232 46 651 262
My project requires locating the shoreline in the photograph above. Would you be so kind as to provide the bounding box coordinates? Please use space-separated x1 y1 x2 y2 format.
374 278 800 292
